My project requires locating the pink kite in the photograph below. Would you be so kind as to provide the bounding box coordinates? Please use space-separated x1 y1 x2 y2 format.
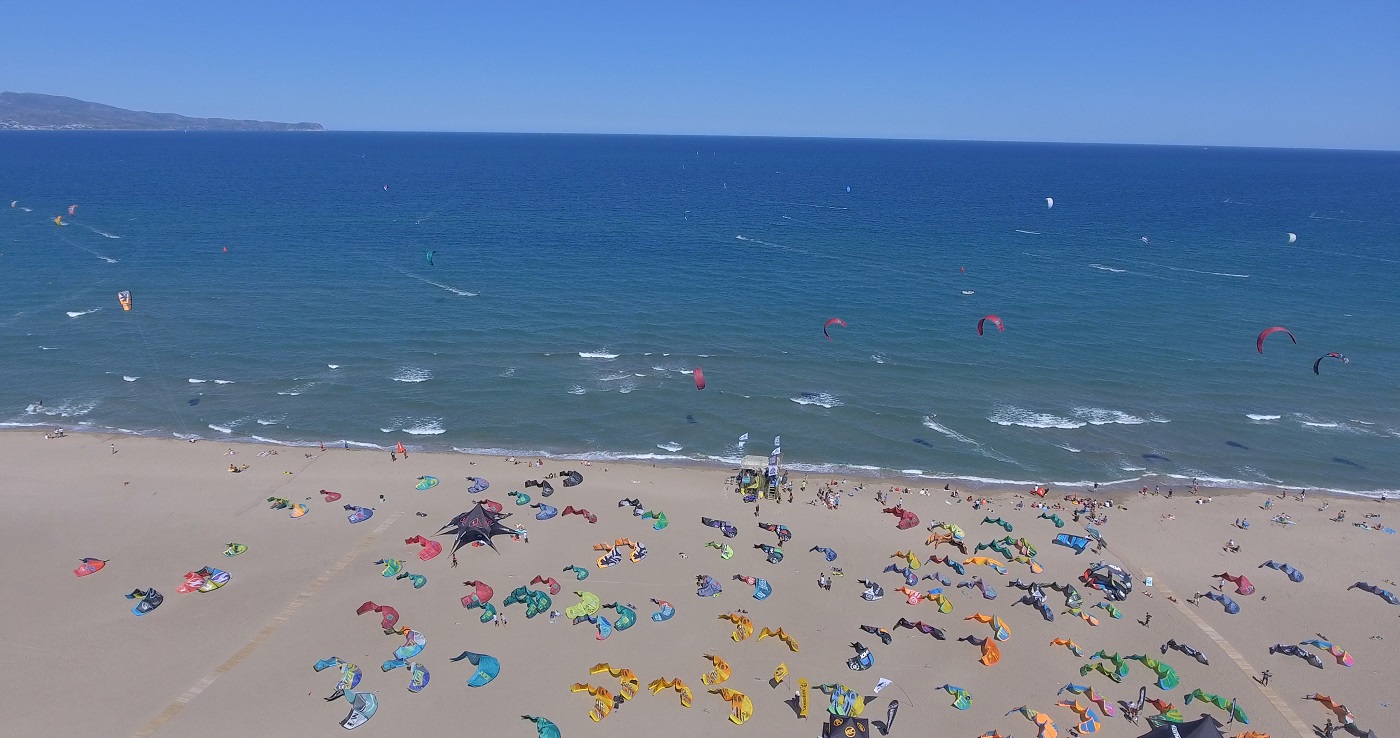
823 317 847 340
530 575 563 595
563 505 599 524
883 506 920 530
977 315 1004 336
1214 572 1255 596
319 489 342 502
461 580 494 608
694 368 706 390
479 499 504 514
405 535 442 561
356 601 400 632
1256 326 1295 354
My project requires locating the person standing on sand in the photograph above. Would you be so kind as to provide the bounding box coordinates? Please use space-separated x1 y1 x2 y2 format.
1258 670 1271 686
1143 612 1151 627
110 443 116 454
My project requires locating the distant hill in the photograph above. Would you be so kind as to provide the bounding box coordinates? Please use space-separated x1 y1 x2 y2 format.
0 92 323 131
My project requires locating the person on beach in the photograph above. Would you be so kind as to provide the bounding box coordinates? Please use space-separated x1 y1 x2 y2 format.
1257 670 1271 686
391 452 397 462
1142 612 1151 627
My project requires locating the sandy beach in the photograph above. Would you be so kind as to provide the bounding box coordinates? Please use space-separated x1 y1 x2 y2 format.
3 429 1395 737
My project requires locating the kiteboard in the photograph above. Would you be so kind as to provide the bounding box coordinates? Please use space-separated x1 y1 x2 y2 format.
415 475 439 490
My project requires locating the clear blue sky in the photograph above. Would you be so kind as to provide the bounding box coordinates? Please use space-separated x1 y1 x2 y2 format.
4 2 1397 149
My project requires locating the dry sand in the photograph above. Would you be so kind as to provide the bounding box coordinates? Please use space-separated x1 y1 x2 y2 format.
2 430 1396 737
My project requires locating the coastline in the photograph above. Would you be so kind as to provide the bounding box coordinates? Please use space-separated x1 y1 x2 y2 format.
5 423 1391 500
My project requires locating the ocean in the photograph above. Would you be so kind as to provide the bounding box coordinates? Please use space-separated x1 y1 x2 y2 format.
3 132 1399 495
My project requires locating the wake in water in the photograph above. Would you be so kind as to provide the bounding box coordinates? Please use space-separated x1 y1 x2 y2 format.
81 224 121 239
734 234 840 261
768 201 848 210
394 268 477 296
1089 263 1127 273
67 308 102 318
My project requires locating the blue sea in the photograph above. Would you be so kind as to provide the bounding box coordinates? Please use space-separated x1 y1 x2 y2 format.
4 133 1399 495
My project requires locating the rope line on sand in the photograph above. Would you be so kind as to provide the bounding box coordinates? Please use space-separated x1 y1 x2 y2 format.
133 511 404 737
1143 569 1312 738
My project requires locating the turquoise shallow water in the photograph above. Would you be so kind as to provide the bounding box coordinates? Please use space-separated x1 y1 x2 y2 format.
3 133 1399 494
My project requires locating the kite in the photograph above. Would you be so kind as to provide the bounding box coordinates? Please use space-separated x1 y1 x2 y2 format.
1184 689 1248 724
478 498 505 514
1162 639 1209 665
565 590 602 620
562 505 597 523
1349 581 1400 605
811 545 838 562
529 575 562 595
1054 534 1091 554
702 516 739 538
1006 706 1059 738
1145 697 1184 725
977 315 1004 336
650 598 676 622
376 558 403 578
395 570 428 589
177 566 231 594
449 650 500 687
570 682 614 721
643 509 669 529
923 571 953 586
563 564 590 580
1055 699 1102 733
1213 572 1256 595
884 564 919 587
859 624 893 645
847 642 874 671
772 662 788 685
959 634 1001 665
509 491 531 505
704 541 734 560
467 476 491 493
819 683 865 717
529 502 558 520
382 627 426 669
595 543 623 568
823 317 848 340
939 684 973 710
701 654 732 685
425 250 435 267
734 574 772 600
1204 591 1241 614
125 587 164 616
314 657 363 698
977 538 1015 559
1268 643 1324 668
1091 601 1122 619
964 556 1008 574
404 535 442 561
926 533 968 555
825 714 870 737
73 557 107 577
318 489 342 502
590 662 640 700
468 602 497 623
1051 638 1084 657
357 601 401 632
1039 512 1065 528
929 554 966 575
966 613 1011 641
693 367 706 390
1304 694 1355 725
719 612 755 641
502 585 552 618
648 677 694 708
757 521 792 543
437 503 517 555
461 579 494 608
758 626 800 652
1046 197 1054 208
1127 654 1180 690
414 475 439 490
345 505 374 524
327 687 379 730
1058 683 1115 717
1080 663 1123 684
710 688 754 724
958 577 998 600
882 506 920 529
1313 352 1350 374
581 613 613 639
754 543 784 564
891 549 921 569
223 543 247 557
696 575 723 597
1258 560 1304 582
855 578 884 601
522 716 561 738
893 617 946 640
981 516 1013 532
1081 563 1133 600
1257 326 1296 354
1300 639 1355 667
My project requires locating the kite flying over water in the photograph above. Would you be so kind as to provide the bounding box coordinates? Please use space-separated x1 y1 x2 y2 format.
977 315 1004 336
1256 326 1296 354
1313 352 1349 375
823 317 847 340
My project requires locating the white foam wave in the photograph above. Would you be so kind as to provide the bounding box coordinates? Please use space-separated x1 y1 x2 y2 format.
277 391 302 396
1014 230 1041 235
208 424 233 434
1072 407 1146 425
327 364 340 369
871 353 887 364
567 385 587 395
791 392 842 408
25 401 96 418
82 225 121 239
922 416 979 445
1246 414 1281 421
1056 444 1082 453
189 378 208 384
213 379 234 385
403 419 446 435
343 440 387 450
579 351 619 359
392 367 432 383
256 416 285 426
988 405 1085 429
657 442 684 452
1090 263 1127 273
122 375 139 382
67 308 100 318
599 372 631 382
1301 421 1340 429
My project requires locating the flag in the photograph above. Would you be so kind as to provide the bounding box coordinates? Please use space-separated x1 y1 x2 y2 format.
773 435 781 446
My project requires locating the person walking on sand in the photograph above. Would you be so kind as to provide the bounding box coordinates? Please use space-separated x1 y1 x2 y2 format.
110 443 116 454
1143 612 1152 627
1257 670 1271 686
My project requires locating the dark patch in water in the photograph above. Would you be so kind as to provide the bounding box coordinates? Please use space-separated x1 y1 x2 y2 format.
913 438 934 448
1332 457 1365 469
684 414 696 424
188 398 200 406
1142 453 1171 462
1226 441 1249 450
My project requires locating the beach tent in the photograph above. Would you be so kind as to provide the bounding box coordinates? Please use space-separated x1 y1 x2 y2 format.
436 503 516 555
1133 715 1226 738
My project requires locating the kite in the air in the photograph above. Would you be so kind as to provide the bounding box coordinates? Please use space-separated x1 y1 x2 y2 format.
1313 352 1349 374
823 317 847 340
1256 326 1296 354
977 315 1004 336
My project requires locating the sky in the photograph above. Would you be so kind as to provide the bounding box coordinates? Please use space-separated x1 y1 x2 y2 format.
3 2 1398 149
